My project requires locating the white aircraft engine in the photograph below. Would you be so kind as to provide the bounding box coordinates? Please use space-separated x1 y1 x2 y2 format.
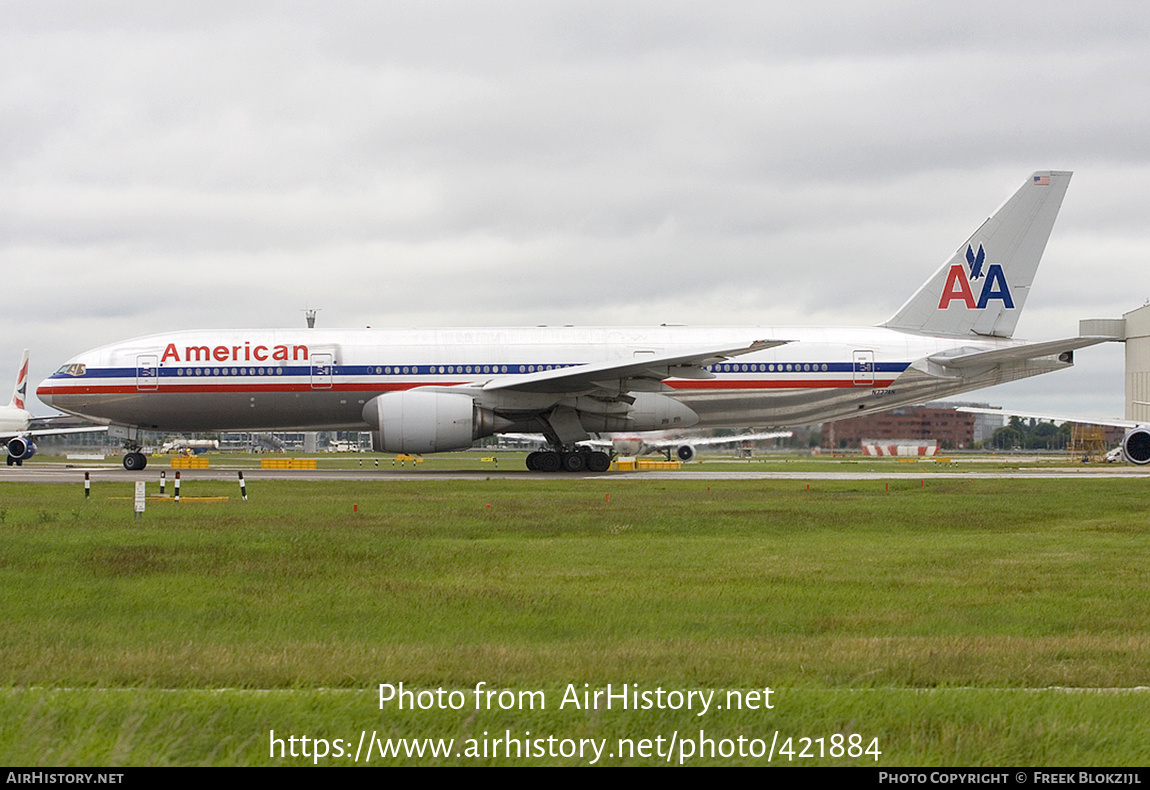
1120 427 1150 464
675 444 696 462
363 390 504 454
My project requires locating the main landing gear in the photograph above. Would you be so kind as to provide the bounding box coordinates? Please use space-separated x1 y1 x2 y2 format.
525 448 612 473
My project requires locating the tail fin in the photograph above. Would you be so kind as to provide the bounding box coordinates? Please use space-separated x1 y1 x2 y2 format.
10 349 29 410
882 171 1072 338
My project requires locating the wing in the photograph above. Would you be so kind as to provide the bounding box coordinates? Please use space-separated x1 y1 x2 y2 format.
957 406 1144 430
648 430 794 449
480 339 791 395
22 414 109 438
21 426 109 438
3 425 108 443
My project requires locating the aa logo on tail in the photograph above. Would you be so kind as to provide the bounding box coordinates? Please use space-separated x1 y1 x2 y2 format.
966 244 985 280
938 244 1014 309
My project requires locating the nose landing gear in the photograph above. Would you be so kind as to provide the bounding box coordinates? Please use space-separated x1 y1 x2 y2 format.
122 451 148 471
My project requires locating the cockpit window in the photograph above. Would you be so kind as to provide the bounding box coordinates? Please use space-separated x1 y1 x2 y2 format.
56 363 87 376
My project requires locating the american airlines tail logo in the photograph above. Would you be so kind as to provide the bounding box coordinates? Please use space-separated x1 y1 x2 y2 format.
938 244 1014 309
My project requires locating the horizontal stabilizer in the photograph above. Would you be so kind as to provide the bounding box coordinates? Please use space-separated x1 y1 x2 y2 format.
927 336 1114 371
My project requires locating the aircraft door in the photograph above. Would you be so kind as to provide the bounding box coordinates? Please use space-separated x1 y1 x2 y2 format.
311 353 333 389
852 350 874 387
136 355 158 391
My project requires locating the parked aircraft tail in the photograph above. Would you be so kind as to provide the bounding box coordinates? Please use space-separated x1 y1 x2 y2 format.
882 171 1072 339
9 348 29 410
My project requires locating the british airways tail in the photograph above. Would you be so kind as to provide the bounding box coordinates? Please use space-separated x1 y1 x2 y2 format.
9 348 29 410
882 171 1072 338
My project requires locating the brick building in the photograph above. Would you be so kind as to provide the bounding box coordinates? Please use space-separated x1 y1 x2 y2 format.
824 406 975 450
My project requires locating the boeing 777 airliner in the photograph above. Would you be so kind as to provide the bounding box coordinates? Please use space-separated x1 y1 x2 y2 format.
38 171 1114 472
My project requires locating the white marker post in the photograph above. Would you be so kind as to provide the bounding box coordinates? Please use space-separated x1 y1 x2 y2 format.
134 481 146 518
238 471 247 501
160 471 166 495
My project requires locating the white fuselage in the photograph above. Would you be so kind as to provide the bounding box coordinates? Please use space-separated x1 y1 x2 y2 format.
36 325 1065 434
0 404 33 436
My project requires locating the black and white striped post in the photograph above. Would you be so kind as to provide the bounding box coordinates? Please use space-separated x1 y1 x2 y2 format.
84 471 90 499
174 471 181 503
238 471 247 501
160 471 166 495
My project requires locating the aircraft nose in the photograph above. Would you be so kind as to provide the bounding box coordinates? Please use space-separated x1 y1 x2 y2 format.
36 379 53 407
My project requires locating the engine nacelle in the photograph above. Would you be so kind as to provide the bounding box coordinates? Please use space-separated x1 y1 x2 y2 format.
363 390 504 454
6 437 36 462
675 444 696 462
1121 427 1150 464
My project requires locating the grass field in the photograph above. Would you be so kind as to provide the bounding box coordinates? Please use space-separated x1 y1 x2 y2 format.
1 476 1148 765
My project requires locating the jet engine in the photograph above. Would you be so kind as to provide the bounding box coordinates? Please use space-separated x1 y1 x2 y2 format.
362 390 507 454
1121 427 1150 464
675 444 696 462
5 437 36 465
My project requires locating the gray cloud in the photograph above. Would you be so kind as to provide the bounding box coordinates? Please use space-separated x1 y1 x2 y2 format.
4 1 1149 419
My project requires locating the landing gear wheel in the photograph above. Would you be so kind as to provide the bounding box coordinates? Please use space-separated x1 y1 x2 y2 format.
561 452 586 472
536 451 561 473
586 451 611 473
123 452 147 471
525 452 541 471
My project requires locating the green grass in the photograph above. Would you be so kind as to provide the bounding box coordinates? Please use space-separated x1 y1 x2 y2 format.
1 478 1148 765
3 687 1145 766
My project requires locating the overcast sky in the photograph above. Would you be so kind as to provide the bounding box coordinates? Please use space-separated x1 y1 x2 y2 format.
4 1 1149 419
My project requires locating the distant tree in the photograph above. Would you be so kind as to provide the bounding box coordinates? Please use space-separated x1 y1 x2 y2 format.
990 419 1069 450
990 425 1024 450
